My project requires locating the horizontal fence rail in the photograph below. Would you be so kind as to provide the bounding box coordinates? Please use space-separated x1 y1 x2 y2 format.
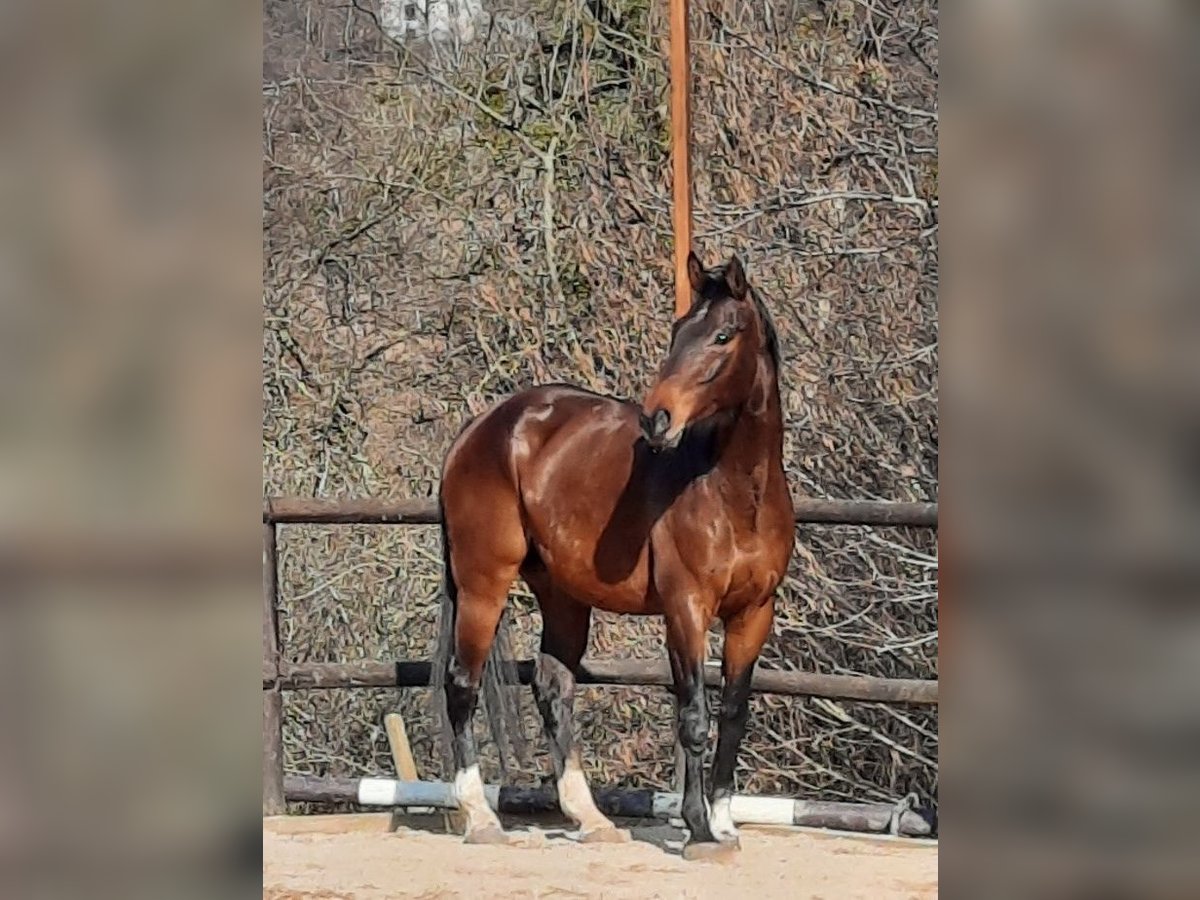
264 496 937 528
271 659 938 705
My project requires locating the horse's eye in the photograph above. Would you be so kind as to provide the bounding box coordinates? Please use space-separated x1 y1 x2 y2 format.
713 331 731 345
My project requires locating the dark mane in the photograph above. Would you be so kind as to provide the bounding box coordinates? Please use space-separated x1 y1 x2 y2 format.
747 286 782 373
670 262 782 373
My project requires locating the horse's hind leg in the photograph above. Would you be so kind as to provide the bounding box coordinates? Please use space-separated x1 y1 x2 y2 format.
443 513 525 844
527 578 629 843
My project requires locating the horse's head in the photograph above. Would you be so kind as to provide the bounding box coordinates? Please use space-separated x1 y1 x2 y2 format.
641 252 774 451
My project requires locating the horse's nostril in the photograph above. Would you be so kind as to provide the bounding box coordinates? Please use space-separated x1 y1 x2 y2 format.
640 408 672 444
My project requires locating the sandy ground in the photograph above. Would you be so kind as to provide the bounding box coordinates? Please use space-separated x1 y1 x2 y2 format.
264 814 937 899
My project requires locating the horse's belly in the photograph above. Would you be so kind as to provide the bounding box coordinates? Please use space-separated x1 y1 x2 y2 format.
518 408 659 613
528 531 656 614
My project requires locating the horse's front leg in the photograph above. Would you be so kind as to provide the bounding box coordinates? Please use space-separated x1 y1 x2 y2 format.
709 597 775 848
665 605 733 862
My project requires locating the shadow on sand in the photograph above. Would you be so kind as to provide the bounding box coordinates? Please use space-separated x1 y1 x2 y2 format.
388 810 690 856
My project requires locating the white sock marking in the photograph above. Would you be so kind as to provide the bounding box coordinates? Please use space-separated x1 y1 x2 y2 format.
454 764 501 831
558 754 614 832
710 795 739 841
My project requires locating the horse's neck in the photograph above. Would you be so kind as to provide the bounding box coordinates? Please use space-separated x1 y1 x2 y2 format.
715 356 784 486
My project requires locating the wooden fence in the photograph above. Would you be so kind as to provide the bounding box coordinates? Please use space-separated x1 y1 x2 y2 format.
262 495 938 818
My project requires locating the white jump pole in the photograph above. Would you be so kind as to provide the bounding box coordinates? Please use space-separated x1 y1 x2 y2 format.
354 777 880 830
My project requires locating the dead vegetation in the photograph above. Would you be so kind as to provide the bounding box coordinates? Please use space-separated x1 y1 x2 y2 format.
264 0 937 813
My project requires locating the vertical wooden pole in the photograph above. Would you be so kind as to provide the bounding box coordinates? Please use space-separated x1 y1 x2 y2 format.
669 0 693 319
384 712 420 782
262 522 280 687
263 522 285 816
263 690 284 815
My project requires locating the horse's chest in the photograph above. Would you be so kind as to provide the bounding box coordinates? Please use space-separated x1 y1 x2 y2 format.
724 536 784 602
672 510 784 603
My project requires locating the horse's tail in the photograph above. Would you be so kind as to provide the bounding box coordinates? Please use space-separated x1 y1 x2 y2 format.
431 492 527 780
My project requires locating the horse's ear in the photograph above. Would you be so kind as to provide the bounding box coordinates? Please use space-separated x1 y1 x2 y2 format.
686 251 705 293
725 254 749 300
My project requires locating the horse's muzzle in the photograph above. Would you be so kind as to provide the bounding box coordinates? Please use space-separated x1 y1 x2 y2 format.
640 408 676 451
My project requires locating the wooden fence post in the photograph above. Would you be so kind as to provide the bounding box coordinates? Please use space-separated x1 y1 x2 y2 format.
263 690 284 816
263 522 285 816
669 0 693 319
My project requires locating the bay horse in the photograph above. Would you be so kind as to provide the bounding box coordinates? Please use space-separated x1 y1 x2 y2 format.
433 251 794 859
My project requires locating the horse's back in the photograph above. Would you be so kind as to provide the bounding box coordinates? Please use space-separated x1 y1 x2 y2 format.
444 384 636 474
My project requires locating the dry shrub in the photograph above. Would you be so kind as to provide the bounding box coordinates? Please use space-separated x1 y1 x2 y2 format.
264 0 937 812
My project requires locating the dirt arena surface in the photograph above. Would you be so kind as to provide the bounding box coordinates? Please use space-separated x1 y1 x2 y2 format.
264 814 937 899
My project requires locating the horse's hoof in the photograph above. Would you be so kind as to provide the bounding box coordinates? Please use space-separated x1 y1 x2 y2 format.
463 825 517 845
681 840 740 863
579 826 632 844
